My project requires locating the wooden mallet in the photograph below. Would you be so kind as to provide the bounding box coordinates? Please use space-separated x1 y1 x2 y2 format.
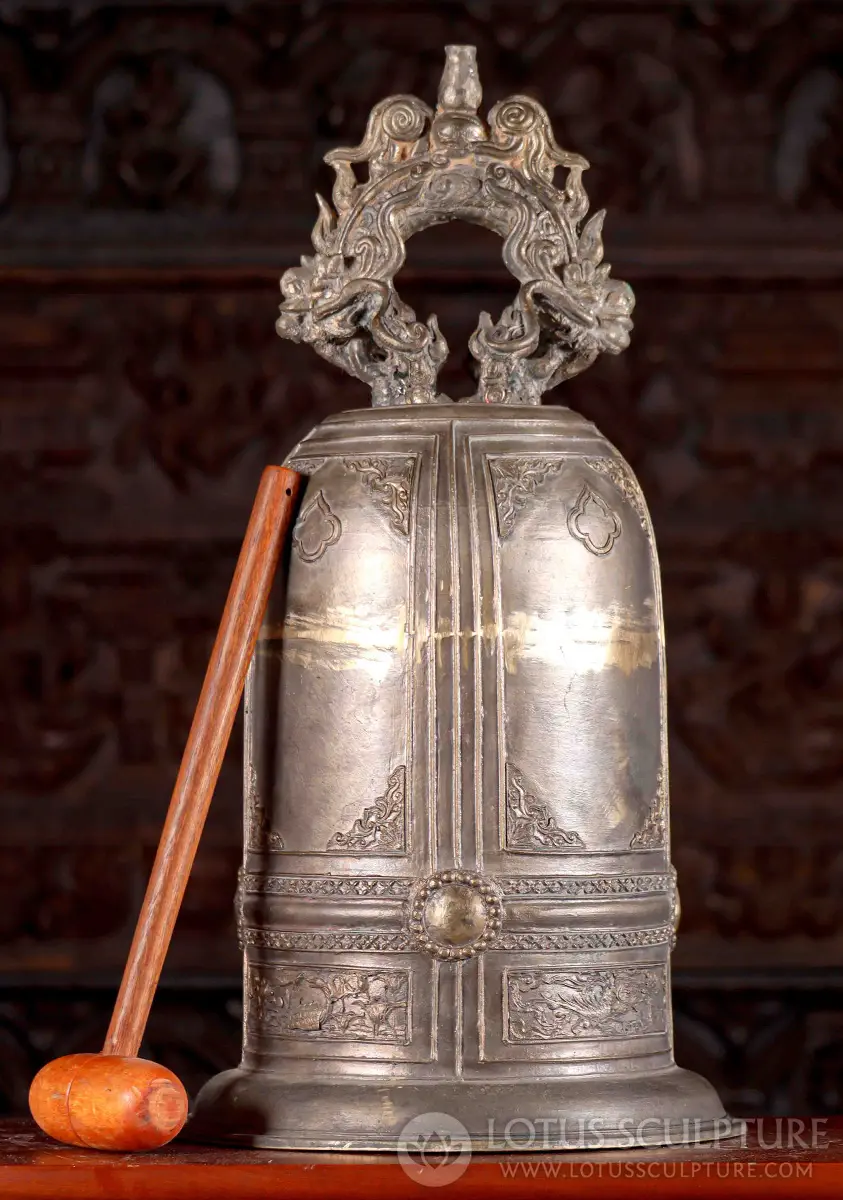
29 466 302 1151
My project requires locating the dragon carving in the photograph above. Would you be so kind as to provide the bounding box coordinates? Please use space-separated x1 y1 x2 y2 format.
276 44 634 407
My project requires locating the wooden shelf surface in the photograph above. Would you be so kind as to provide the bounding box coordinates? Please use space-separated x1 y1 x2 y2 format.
1 1117 842 1199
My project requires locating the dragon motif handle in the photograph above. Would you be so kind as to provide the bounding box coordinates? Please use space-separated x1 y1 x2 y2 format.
276 44 634 407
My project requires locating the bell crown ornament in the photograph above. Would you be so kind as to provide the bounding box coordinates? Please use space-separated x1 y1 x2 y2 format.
190 45 737 1152
276 42 634 408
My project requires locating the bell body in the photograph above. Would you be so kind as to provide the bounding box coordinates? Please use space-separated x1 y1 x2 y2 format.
190 403 731 1149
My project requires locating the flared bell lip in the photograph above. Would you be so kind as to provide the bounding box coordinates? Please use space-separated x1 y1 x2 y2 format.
186 1063 741 1152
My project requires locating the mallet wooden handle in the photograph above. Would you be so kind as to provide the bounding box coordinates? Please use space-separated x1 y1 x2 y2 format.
106 464 302 1057
30 465 302 1151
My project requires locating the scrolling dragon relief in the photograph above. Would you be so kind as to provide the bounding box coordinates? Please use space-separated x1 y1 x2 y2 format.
276 43 633 408
190 45 736 1153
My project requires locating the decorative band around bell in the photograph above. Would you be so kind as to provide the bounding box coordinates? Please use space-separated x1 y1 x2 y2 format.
238 871 674 899
237 868 677 956
240 925 674 954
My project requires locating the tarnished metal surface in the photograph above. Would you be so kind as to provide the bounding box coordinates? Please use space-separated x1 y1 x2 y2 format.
190 45 733 1151
274 42 633 409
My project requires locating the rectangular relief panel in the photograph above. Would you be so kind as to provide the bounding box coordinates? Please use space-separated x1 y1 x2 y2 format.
469 952 671 1066
502 963 668 1045
244 954 438 1065
246 962 412 1045
479 449 664 862
253 442 439 865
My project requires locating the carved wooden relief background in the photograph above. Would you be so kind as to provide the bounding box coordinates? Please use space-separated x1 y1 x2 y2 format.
2 0 843 1117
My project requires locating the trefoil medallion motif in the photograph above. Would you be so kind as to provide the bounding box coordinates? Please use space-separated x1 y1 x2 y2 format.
567 482 622 556
504 764 585 852
327 765 407 853
292 489 342 562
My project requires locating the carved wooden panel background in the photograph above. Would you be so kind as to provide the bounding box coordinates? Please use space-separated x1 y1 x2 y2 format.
1 0 843 1115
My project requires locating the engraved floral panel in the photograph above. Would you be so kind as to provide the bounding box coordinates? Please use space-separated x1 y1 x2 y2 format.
504 966 666 1044
287 456 328 476
246 964 410 1044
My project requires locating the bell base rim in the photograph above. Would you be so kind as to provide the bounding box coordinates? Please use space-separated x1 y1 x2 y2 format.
187 1065 739 1151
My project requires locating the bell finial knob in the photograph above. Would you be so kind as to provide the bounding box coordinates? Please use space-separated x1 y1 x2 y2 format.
437 44 482 115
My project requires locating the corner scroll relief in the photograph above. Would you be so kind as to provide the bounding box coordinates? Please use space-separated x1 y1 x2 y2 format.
346 456 416 536
292 489 342 562
504 764 584 852
629 767 667 850
327 765 407 853
504 966 666 1044
247 964 410 1044
246 764 284 851
584 457 650 533
488 457 564 538
287 456 328 476
567 482 622 556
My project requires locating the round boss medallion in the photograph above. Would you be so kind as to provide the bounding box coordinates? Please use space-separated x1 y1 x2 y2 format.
407 870 503 960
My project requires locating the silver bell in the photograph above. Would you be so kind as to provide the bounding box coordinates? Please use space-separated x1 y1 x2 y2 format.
191 44 736 1152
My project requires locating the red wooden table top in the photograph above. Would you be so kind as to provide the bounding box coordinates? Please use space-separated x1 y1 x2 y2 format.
1 1117 841 1199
